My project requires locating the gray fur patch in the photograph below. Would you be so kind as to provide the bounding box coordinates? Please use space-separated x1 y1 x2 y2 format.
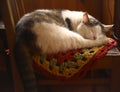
84 18 100 27
65 18 73 30
30 10 67 27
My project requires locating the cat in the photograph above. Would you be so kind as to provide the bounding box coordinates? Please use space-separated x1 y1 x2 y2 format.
14 9 113 92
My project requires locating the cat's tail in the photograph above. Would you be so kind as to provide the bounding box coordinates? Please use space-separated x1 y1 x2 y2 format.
14 42 38 92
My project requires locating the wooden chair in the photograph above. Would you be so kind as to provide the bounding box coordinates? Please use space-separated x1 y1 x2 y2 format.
0 0 120 92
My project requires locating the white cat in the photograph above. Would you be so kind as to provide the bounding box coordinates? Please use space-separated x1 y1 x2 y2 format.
15 9 113 92
17 9 112 54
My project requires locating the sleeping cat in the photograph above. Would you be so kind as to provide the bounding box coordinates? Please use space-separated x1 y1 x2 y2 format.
14 9 113 92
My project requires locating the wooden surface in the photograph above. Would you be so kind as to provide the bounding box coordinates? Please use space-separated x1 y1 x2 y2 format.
0 0 23 92
1 0 119 92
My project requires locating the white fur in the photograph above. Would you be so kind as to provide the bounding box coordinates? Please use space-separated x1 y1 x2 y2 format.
31 10 112 54
62 10 95 31
33 22 109 54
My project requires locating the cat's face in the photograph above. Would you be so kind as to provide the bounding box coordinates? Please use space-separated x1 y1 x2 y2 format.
76 12 113 40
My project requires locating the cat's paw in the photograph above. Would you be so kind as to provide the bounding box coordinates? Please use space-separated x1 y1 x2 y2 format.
100 37 110 45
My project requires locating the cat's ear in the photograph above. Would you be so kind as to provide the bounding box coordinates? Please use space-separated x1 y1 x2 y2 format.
103 24 114 32
82 12 90 23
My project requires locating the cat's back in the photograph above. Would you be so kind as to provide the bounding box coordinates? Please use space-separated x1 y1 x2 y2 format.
16 9 66 31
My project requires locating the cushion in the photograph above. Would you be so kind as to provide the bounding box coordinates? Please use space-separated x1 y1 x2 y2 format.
32 38 117 80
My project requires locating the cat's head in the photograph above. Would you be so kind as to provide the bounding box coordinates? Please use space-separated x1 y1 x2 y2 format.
76 12 113 40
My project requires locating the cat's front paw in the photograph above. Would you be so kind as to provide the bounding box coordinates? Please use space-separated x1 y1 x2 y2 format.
100 37 110 45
